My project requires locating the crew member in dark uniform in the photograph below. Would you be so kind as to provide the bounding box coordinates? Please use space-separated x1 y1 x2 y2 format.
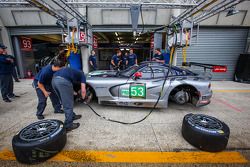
0 44 18 102
52 67 86 132
152 48 165 63
89 50 97 71
33 59 65 120
127 48 137 67
121 52 128 70
110 50 122 70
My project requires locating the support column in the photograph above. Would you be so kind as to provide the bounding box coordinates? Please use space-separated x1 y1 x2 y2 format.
80 46 90 73
0 18 13 55
13 37 25 78
171 9 181 66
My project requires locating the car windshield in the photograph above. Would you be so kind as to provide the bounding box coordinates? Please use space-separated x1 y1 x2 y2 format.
118 66 140 77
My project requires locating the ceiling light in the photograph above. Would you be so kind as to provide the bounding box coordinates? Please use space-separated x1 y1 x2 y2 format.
115 32 118 36
118 37 120 40
119 41 121 44
226 6 239 17
121 48 124 51
136 37 139 40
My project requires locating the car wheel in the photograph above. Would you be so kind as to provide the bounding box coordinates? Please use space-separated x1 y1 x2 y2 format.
173 90 189 105
12 119 67 164
182 113 230 152
85 87 94 103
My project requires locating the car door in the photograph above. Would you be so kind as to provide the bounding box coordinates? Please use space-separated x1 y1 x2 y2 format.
118 66 169 106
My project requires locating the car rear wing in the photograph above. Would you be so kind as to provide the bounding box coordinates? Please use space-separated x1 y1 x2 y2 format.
182 62 227 73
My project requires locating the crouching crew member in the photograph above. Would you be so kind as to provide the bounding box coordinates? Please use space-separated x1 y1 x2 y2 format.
33 59 65 120
52 67 86 132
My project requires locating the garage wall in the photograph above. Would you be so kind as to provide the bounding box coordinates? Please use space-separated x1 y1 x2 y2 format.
177 27 248 81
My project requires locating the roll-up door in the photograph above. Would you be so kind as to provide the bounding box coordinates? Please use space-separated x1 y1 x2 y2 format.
8 26 62 36
177 28 248 80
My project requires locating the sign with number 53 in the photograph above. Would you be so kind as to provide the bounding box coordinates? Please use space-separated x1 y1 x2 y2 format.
129 84 146 98
20 37 32 51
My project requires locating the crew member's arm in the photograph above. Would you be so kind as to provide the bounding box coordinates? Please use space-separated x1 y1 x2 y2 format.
111 56 116 67
80 73 86 99
155 59 165 63
135 55 138 65
38 82 50 97
0 57 13 63
89 56 93 67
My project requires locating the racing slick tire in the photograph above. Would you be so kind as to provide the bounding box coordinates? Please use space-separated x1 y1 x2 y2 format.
12 119 66 164
182 113 230 152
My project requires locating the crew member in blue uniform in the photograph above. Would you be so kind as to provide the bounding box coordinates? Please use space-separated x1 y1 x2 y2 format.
0 44 18 102
110 50 122 70
127 48 138 67
121 52 128 70
89 50 97 71
152 48 165 63
52 67 86 132
33 59 65 120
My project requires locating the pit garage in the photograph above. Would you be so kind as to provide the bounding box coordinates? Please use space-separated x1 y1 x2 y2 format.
0 0 250 166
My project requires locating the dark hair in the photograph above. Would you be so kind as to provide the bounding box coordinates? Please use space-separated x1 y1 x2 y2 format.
155 48 161 52
53 58 65 67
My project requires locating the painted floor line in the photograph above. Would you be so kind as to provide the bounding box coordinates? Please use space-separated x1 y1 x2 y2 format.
0 149 248 164
213 89 250 93
213 97 243 112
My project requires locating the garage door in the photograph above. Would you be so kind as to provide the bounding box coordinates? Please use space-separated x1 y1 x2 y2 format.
8 26 62 36
177 28 248 80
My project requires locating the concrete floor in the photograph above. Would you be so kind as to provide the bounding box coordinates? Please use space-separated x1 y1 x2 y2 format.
0 79 250 166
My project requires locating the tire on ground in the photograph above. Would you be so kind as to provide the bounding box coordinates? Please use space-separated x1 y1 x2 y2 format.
182 113 230 152
12 119 67 164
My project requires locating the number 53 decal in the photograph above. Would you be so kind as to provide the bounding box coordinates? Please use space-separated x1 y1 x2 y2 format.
129 84 146 98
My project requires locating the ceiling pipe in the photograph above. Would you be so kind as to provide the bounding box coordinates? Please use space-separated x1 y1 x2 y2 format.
25 0 67 23
194 0 245 24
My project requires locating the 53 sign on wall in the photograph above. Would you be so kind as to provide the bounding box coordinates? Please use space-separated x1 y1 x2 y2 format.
20 37 32 51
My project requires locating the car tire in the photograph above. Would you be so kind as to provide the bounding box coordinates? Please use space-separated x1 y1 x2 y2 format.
12 119 67 164
182 113 230 152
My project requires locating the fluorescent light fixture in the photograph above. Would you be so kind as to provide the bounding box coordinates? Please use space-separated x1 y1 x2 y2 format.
118 37 120 40
126 48 129 51
115 32 118 36
136 37 139 40
121 48 124 51
119 41 121 43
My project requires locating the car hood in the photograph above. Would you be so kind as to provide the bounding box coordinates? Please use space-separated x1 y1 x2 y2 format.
87 70 118 78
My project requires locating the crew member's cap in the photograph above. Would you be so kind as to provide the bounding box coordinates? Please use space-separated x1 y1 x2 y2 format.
0 43 7 49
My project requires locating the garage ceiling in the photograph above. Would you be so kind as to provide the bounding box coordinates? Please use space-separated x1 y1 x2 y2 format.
94 32 151 45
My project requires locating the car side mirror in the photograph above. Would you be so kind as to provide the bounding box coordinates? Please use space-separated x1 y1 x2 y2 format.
133 72 142 80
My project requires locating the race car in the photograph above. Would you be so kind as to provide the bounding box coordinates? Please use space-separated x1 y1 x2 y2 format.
86 61 212 108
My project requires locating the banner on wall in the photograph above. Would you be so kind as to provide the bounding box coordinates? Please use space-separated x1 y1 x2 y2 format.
150 34 154 49
79 31 86 43
93 35 98 49
20 37 32 51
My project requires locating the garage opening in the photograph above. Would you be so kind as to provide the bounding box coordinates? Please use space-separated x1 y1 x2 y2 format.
93 32 151 70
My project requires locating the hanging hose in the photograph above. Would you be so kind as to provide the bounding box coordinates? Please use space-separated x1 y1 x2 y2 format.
169 25 178 65
182 29 189 64
66 28 78 57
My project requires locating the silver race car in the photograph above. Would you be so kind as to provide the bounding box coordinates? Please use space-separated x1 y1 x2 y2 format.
86 62 212 108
